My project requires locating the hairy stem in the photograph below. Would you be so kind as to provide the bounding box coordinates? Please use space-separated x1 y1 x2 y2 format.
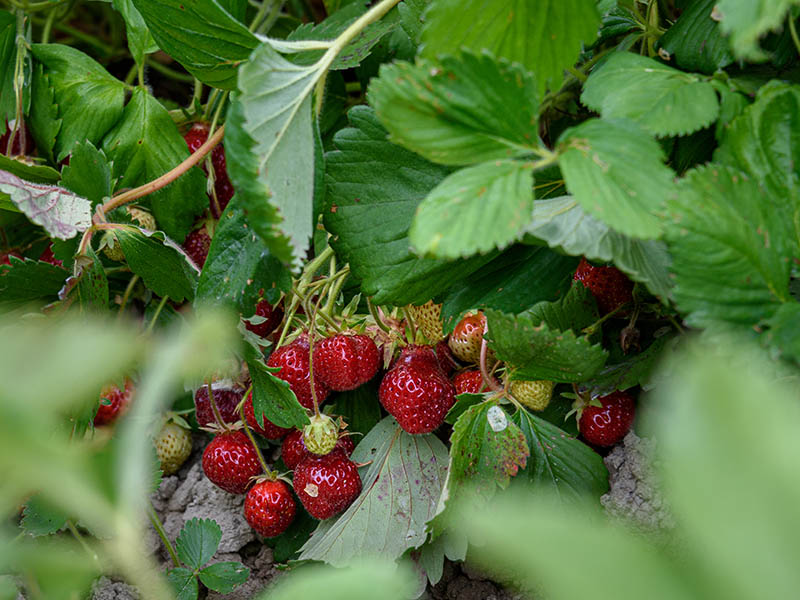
147 503 180 568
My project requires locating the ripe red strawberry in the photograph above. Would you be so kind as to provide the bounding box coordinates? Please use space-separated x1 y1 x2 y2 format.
379 359 455 434
393 344 439 370
573 258 634 315
245 298 284 338
313 333 380 391
579 391 636 447
244 391 291 440
448 311 493 365
293 448 362 520
184 123 234 218
244 479 296 537
267 337 330 409
39 244 63 267
201 430 262 494
435 341 458 375
281 429 355 470
194 385 245 427
94 378 134 426
183 224 212 269
453 370 488 395
0 120 34 156
0 250 22 266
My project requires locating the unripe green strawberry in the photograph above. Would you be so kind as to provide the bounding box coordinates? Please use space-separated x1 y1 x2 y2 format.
511 380 555 412
156 423 192 475
406 301 444 344
101 231 125 262
127 206 156 231
303 413 338 456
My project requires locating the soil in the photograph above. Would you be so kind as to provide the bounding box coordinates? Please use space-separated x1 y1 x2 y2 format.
89 429 669 599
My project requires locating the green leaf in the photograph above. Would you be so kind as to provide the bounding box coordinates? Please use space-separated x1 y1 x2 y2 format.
0 154 61 183
448 400 529 497
665 164 792 328
27 64 62 164
234 43 319 268
131 0 258 89
284 3 396 69
409 160 533 258
167 568 199 600
0 11 14 127
323 106 494 305
656 0 734 73
511 408 608 500
485 308 608 382
397 0 427 44
762 302 800 365
420 0 600 98
71 247 110 313
0 170 91 239
21 495 69 536
224 97 294 265
196 200 291 312
30 44 126 162
584 334 673 396
257 559 416 600
198 562 249 593
0 256 67 308
113 0 159 64
114 227 199 302
714 0 797 61
650 341 800 599
298 417 449 566
526 280 599 334
59 141 112 206
441 245 579 332
714 82 800 250
524 196 672 300
556 118 675 239
581 52 719 137
102 88 207 241
247 355 310 430
331 378 382 436
368 51 539 166
175 518 222 569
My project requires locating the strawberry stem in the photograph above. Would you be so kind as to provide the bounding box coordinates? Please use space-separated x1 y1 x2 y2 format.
367 297 392 334
479 325 502 392
206 381 230 432
401 306 418 343
147 502 180 568
238 402 274 477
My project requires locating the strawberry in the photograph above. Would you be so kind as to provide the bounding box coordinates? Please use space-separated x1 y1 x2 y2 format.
393 344 439 370
94 378 134 426
267 337 330 409
406 300 444 344
244 479 296 537
244 390 291 440
435 341 458 375
201 430 262 494
182 224 212 269
379 358 455 434
281 429 355 470
313 333 380 391
0 250 22 266
155 422 193 476
194 385 244 427
510 379 555 412
38 244 63 267
127 206 156 231
244 298 284 338
573 258 633 315
293 447 362 520
453 370 489 395
578 390 635 447
448 311 491 365
184 123 234 218
0 120 34 156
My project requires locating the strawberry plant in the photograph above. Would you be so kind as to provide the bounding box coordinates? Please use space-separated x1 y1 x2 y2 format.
2 0 800 598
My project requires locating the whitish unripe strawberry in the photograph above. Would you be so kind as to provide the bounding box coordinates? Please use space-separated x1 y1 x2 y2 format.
156 423 193 475
406 301 444 344
448 311 492 365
